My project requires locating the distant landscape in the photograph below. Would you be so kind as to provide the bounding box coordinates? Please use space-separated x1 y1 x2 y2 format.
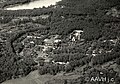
0 0 120 84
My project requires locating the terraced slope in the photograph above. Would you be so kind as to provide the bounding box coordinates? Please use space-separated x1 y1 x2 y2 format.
1 70 53 84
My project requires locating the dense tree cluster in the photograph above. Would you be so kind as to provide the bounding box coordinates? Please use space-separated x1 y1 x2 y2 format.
0 25 48 83
53 53 86 62
49 0 120 40
0 16 13 24
38 64 65 75
92 51 120 65
0 42 38 83
116 58 120 65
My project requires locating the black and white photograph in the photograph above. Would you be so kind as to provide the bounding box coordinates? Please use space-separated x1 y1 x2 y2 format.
0 0 120 84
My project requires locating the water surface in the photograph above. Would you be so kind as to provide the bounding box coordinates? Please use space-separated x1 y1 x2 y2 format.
6 0 61 10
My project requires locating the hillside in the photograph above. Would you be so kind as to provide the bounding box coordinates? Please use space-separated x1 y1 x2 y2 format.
0 0 120 84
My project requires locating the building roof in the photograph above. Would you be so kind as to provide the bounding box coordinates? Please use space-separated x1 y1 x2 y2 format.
54 39 61 43
74 30 83 33
39 15 49 19
37 51 48 58
44 39 54 44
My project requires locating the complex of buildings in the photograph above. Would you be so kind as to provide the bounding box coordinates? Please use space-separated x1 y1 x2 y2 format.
19 30 85 66
70 30 83 42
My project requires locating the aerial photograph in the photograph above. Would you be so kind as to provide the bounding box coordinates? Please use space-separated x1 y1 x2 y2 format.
0 0 120 84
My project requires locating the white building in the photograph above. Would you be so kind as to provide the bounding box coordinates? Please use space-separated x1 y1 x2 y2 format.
106 7 120 17
54 39 61 43
39 15 49 19
52 60 69 65
70 30 83 41
30 41 34 44
27 36 33 38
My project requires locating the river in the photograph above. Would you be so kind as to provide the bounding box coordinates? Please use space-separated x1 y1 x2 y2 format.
6 0 61 10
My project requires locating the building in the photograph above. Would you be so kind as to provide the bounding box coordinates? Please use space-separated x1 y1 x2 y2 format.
22 48 33 57
44 35 61 46
44 58 53 63
106 7 120 17
11 18 21 24
52 60 69 65
44 38 54 46
54 39 61 43
70 30 83 42
37 51 48 58
39 15 49 19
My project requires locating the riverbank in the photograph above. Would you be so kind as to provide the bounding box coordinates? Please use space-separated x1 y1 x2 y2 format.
0 0 37 9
